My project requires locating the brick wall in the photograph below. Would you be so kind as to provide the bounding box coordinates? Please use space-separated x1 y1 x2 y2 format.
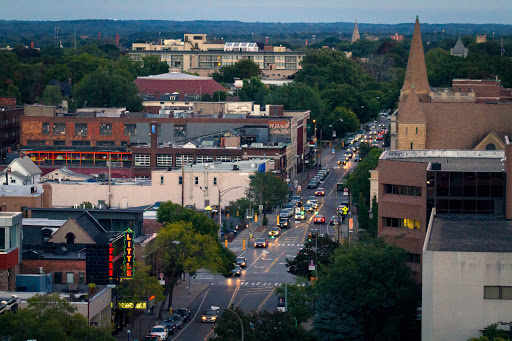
21 259 86 284
0 97 16 109
397 124 426 150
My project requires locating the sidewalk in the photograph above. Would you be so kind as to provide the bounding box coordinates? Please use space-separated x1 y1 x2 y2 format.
115 280 209 341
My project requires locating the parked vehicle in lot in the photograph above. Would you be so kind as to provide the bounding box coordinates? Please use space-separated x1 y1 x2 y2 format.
150 325 168 340
231 265 242 277
254 238 268 248
314 215 326 224
315 188 325 196
236 257 247 268
201 308 219 323
268 226 281 237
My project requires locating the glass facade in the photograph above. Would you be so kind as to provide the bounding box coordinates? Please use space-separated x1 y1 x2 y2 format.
427 171 504 216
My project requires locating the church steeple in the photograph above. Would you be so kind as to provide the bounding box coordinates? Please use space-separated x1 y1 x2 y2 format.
401 16 430 102
351 19 360 44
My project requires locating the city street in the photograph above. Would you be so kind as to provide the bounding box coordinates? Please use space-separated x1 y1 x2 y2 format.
169 118 389 341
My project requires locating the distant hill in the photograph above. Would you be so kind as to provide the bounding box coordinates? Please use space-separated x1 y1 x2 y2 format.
1 19 511 45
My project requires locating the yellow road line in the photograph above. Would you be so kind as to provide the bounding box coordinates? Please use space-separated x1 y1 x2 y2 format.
204 330 214 341
228 285 240 307
264 251 285 273
257 287 277 311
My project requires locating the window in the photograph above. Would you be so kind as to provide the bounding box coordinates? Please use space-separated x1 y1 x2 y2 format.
178 176 183 185
27 140 46 146
408 253 421 264
174 125 186 137
99 123 112 136
175 155 193 168
410 142 413 150
160 176 164 185
233 156 242 162
384 184 422 196
157 154 172 167
403 219 421 229
213 177 217 185
416 127 418 135
54 272 62 284
42 123 50 134
10 225 16 249
53 141 65 146
124 124 136 136
384 217 420 230
194 177 199 185
75 123 88 136
79 272 85 284
405 127 408 135
0 227 4 250
134 154 151 167
72 141 91 146
216 155 231 162
53 123 66 135
66 233 75 244
196 155 213 163
66 272 74 284
97 141 115 146
484 286 512 300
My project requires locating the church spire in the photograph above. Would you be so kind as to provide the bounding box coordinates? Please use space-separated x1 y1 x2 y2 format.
351 18 360 44
401 16 430 102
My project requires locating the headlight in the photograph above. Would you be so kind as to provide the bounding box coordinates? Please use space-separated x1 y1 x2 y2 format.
202 316 206 320
254 243 257 247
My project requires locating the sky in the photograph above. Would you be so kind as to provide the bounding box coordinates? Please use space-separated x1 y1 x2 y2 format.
2 0 512 24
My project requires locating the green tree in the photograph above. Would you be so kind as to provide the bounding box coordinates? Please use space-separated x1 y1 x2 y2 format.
117 263 165 324
314 239 420 341
157 201 218 236
286 235 339 279
212 59 261 83
0 84 22 103
41 85 63 105
239 76 269 105
156 220 235 307
139 55 169 76
275 281 318 324
227 197 257 225
345 148 382 208
357 192 369 230
73 66 143 111
0 293 114 341
265 82 324 118
248 171 288 214
213 307 317 341
367 197 378 239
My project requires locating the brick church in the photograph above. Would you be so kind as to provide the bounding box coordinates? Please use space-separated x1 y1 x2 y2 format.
391 16 512 151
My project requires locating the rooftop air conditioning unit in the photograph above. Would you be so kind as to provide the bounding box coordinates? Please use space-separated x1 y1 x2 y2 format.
233 165 240 171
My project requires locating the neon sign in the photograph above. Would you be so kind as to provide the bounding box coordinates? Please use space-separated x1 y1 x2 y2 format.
124 229 134 277
109 243 114 279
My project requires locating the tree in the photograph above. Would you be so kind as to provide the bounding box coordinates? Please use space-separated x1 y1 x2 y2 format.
265 82 324 118
0 293 114 341
157 201 218 236
40 85 63 105
139 55 169 76
286 235 339 279
275 281 317 324
368 197 378 239
239 76 269 105
117 263 164 324
314 239 420 341
213 307 317 341
248 171 288 214
156 221 235 307
73 66 143 111
357 192 369 230
212 59 261 83
227 197 257 225
345 148 382 208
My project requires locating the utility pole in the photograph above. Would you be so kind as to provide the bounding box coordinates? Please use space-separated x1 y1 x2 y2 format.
181 155 184 206
218 188 222 226
108 154 111 208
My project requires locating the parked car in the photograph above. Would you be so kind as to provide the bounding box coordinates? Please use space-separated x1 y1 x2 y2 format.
307 181 318 189
150 325 168 340
175 308 191 322
231 265 242 277
201 308 219 323
236 257 247 268
314 215 326 224
168 314 184 329
144 336 161 341
161 320 177 335
254 238 268 248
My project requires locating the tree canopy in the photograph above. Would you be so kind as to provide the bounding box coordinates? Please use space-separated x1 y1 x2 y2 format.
248 171 289 214
212 59 262 83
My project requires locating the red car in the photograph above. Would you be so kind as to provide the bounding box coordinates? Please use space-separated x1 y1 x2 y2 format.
315 188 325 196
314 215 326 224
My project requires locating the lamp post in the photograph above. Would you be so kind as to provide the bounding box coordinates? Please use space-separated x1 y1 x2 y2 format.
211 306 244 341
263 250 289 312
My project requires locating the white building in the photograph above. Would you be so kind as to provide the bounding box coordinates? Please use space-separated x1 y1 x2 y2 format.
422 210 512 341
0 156 42 185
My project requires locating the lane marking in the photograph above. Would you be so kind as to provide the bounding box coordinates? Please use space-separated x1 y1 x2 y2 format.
257 287 277 311
228 285 240 307
245 252 265 271
175 287 210 341
264 251 286 273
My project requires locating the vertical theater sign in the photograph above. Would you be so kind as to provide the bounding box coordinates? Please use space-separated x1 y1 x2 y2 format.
124 229 134 277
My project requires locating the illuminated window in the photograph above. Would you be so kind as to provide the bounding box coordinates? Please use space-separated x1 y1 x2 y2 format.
403 219 420 230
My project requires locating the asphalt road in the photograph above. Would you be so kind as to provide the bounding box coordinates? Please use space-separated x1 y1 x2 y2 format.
168 117 389 341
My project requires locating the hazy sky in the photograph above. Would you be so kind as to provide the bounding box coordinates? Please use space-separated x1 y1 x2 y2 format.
2 0 512 24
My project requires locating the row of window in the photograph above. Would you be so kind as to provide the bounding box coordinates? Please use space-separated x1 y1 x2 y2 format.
484 286 512 300
384 184 422 196
54 271 85 285
42 123 137 137
383 217 421 230
27 140 125 147
134 154 241 167
175 176 218 186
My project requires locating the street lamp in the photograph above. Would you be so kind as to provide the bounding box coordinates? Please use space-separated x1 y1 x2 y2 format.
263 250 289 312
211 306 244 341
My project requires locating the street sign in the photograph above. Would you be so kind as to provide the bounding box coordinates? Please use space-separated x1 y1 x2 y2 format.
349 218 354 229
332 148 335 154
332 130 337 138
298 185 302 192
344 187 349 193
308 260 316 271
259 205 263 212
294 179 298 188
342 206 349 215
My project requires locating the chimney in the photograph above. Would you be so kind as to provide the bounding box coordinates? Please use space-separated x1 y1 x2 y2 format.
265 37 269 45
116 33 120 46
30 41 34 49
506 136 512 220
98 32 101 40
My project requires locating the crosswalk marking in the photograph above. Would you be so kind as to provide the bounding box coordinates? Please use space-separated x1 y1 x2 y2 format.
274 283 279 286
256 282 260 285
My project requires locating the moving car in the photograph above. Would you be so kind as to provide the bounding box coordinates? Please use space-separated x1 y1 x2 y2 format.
315 188 325 196
236 257 247 268
269 226 281 237
291 195 302 206
314 215 326 224
231 265 242 277
303 204 314 213
354 155 361 162
278 217 290 228
294 210 306 220
338 159 347 165
201 308 219 323
309 200 319 210
144 336 161 341
254 238 268 248
330 216 340 225
280 208 293 218
308 228 320 239
150 325 168 340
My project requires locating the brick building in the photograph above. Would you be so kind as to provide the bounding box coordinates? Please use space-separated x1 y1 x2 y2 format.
0 97 22 162
0 212 22 291
392 17 512 151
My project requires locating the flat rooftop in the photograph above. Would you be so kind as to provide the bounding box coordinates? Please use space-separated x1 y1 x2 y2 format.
380 150 505 172
428 215 512 252
167 159 271 173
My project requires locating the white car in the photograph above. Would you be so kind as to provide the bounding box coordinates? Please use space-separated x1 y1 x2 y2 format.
151 325 169 340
